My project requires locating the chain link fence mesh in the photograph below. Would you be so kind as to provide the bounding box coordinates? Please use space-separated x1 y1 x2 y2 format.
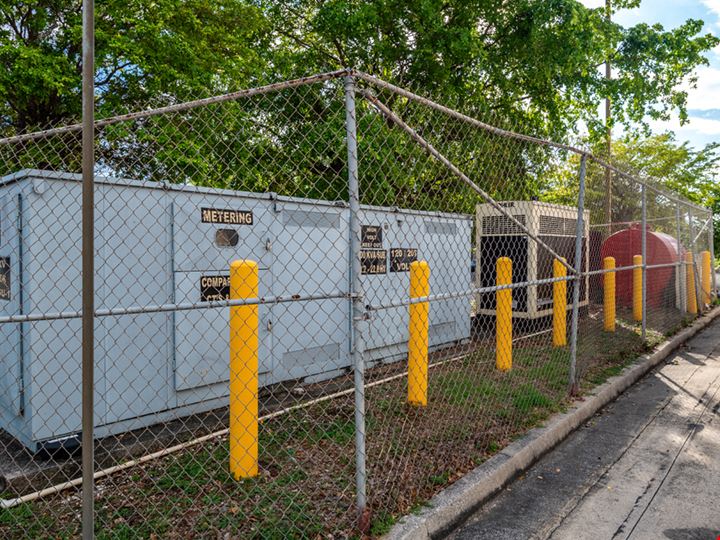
0 70 715 538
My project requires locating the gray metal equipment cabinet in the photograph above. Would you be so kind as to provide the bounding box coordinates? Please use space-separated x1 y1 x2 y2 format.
0 170 471 451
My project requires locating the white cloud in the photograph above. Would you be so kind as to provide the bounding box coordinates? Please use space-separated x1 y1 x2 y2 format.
646 113 720 148
679 117 720 135
701 0 720 17
679 66 720 111
701 0 720 31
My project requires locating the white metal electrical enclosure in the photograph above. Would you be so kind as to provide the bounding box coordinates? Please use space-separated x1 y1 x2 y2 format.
475 201 590 320
0 170 471 451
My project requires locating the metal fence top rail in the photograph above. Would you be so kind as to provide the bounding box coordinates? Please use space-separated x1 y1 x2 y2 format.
0 70 350 146
353 70 710 214
0 69 710 215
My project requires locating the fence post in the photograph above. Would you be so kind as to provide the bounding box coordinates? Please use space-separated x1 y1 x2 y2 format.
641 183 647 341
229 260 259 479
552 258 567 347
676 203 685 312
710 216 717 301
81 0 95 537
633 255 643 322
686 251 698 315
496 257 512 371
689 211 703 312
603 257 616 332
344 73 368 528
568 154 587 395
408 261 430 406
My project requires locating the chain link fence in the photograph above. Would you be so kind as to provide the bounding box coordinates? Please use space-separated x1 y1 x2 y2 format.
0 70 715 538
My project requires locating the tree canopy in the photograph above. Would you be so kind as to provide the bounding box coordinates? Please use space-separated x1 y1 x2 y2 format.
0 0 268 133
1 0 717 139
0 0 718 223
541 133 720 250
267 0 719 142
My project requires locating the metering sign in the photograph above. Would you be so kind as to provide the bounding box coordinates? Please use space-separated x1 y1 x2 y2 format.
199 207 254 301
201 207 253 225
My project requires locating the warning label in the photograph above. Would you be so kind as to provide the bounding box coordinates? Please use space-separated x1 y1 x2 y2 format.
201 208 253 225
361 225 383 249
361 250 387 275
200 275 230 301
0 257 9 301
390 248 417 272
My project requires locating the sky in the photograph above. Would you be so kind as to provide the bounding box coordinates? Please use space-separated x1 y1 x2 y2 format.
580 0 720 149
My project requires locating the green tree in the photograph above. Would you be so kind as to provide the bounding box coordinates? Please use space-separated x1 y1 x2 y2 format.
541 133 720 251
1 0 718 213
0 0 268 135
266 0 718 142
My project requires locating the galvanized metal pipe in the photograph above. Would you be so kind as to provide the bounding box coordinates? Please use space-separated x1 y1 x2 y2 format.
710 214 717 299
584 264 642 277
366 275 578 311
568 155 587 394
692 216 713 244
359 90 577 274
590 215 678 229
0 291 357 324
354 71 706 213
81 0 95 537
689 210 704 311
676 203 686 312
0 70 349 147
641 183 647 341
4 259 688 324
345 75 367 522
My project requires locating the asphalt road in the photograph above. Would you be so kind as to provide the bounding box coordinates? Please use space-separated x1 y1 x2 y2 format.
445 319 720 540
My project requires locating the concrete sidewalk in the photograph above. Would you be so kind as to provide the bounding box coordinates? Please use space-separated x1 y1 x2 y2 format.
445 319 720 540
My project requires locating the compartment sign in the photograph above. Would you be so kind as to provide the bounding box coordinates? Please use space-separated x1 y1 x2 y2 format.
200 275 230 301
361 225 383 248
0 257 9 300
201 208 253 225
361 250 387 275
390 248 417 272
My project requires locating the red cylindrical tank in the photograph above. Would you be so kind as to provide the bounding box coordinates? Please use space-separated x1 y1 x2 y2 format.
600 224 681 309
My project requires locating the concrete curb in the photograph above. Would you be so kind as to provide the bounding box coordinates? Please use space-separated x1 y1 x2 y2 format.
384 307 720 540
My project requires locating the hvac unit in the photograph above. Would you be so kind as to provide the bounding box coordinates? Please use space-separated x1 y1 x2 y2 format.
475 201 589 322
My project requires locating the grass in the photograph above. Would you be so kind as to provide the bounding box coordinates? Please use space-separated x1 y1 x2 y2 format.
0 305 692 539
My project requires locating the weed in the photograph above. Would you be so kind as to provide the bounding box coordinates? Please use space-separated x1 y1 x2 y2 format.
370 510 397 537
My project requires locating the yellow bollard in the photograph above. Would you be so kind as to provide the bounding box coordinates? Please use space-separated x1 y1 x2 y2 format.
552 258 567 347
408 261 430 406
229 259 259 479
633 255 643 322
686 251 698 315
701 250 712 306
496 257 512 371
603 257 616 332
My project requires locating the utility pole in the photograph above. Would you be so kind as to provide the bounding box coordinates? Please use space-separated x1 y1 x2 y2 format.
604 0 613 236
